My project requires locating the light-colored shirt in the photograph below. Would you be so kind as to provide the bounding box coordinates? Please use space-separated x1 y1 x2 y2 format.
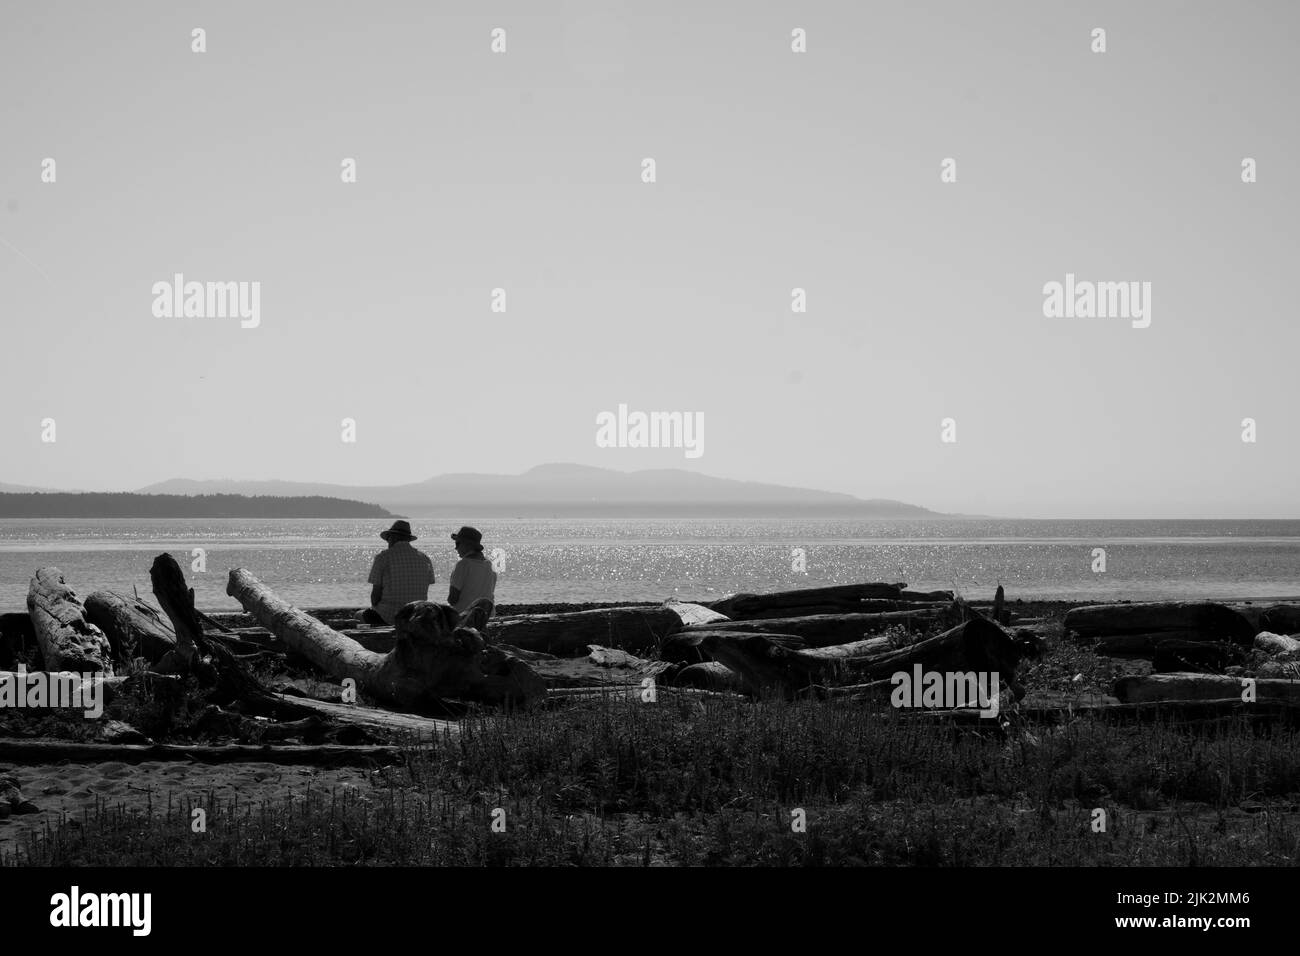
449 552 497 614
367 542 435 624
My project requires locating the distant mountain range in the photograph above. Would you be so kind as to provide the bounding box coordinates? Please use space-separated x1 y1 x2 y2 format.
131 464 941 518
0 493 392 519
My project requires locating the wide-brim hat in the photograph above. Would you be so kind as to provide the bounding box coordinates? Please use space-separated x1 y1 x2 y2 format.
451 525 483 547
381 520 417 541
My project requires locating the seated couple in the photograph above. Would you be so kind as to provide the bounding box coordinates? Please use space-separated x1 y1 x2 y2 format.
361 520 497 626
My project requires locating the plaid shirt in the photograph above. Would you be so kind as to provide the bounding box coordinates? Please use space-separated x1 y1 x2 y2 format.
367 541 435 624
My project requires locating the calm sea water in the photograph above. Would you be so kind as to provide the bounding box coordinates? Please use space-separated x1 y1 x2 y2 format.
1 518 1297 613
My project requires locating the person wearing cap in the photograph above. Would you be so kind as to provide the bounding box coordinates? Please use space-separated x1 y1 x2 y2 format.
447 526 498 618
362 520 436 625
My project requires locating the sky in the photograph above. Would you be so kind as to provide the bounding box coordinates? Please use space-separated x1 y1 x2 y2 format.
1 0 1297 518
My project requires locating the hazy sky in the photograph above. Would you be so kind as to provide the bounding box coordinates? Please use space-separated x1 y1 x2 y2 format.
1 1 1296 517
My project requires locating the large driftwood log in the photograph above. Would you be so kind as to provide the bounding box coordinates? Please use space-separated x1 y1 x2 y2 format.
682 607 951 648
85 590 178 665
26 568 114 674
699 618 1025 698
485 605 684 656
216 625 398 655
228 569 544 709
795 635 894 663
730 600 949 621
706 583 905 619
270 694 459 737
904 696 1300 725
1114 672 1300 705
1064 602 1255 644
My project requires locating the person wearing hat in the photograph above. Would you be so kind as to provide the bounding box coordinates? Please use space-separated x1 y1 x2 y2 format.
447 526 498 618
362 520 436 625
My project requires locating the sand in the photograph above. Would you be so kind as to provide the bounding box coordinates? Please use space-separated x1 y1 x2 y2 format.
0 759 375 857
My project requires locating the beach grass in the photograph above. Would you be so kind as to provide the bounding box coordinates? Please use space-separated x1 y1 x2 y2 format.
9 680 1300 866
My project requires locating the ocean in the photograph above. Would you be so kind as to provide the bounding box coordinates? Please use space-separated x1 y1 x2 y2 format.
1 517 1297 613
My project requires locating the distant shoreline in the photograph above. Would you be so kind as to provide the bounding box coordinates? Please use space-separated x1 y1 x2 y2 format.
0 493 392 519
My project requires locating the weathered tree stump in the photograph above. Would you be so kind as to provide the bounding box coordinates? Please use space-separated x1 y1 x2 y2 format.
26 568 114 674
149 553 205 673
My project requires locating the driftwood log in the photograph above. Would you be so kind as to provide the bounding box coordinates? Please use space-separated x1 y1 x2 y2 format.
150 553 205 672
1065 602 1255 645
1093 630 1231 655
729 600 951 621
901 696 1300 726
85 590 178 664
215 606 725 659
26 568 114 674
485 605 685 656
1256 632 1300 657
227 569 544 709
682 607 954 649
215 625 397 655
901 590 956 601
706 583 906 619
699 618 1026 699
1114 672 1300 705
269 694 459 737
